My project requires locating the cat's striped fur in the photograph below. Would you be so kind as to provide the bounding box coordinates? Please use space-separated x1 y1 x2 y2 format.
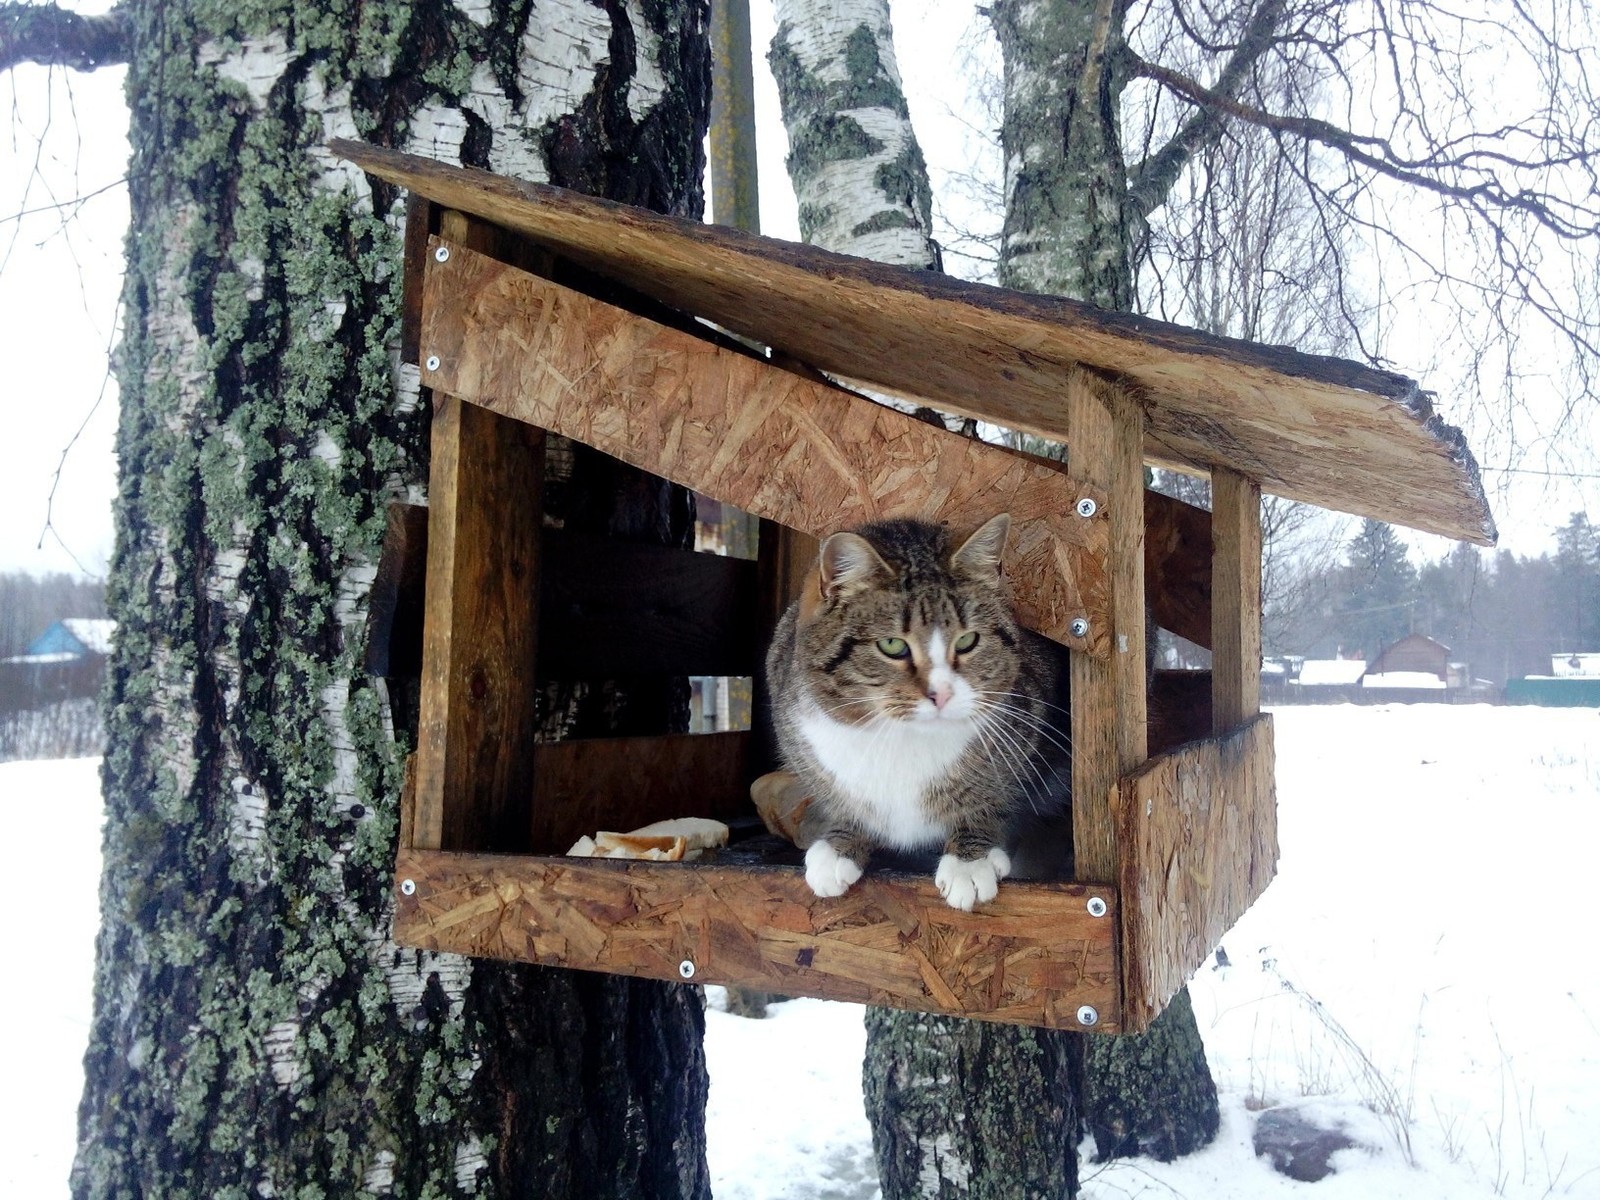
765 515 1072 910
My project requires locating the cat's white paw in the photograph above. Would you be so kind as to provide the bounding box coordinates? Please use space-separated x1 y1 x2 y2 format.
805 839 864 898
935 848 1011 911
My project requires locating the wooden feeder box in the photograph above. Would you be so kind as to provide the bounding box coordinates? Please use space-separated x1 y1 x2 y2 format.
339 142 1494 1034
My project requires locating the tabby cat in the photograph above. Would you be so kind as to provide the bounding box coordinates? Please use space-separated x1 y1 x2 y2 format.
765 514 1072 911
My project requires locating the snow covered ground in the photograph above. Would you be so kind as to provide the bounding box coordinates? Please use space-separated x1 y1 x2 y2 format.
6 706 1598 1198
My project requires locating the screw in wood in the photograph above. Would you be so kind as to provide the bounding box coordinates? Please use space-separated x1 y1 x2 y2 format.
1086 896 1108 917
425 355 441 372
400 879 416 896
678 960 696 979
1075 497 1098 518
1076 1005 1099 1026
1070 617 1090 638
434 245 451 263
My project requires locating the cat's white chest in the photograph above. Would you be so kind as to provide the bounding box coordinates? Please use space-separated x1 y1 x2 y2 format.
797 706 975 850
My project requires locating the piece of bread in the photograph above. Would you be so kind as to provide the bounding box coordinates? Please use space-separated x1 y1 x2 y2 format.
565 817 729 861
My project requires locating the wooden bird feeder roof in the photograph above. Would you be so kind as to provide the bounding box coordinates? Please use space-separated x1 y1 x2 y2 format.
337 140 1495 546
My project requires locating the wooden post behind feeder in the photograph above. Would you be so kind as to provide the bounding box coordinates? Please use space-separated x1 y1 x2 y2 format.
338 142 1494 1034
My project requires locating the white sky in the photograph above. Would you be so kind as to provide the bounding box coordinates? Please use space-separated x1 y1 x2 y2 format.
0 2 1593 581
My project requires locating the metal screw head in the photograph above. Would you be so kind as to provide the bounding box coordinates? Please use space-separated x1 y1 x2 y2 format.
434 245 451 263
1075 497 1098 518
1070 617 1090 639
400 879 416 896
678 959 696 980
1076 1005 1099 1027
1086 896 1108 918
425 355 441 372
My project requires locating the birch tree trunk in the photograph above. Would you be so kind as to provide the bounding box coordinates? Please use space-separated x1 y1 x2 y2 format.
994 0 1219 1164
63 1 713 1196
768 0 938 267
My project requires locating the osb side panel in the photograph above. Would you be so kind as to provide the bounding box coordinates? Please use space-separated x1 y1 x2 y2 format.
1115 714 1277 1032
393 849 1122 1031
420 239 1112 655
336 141 1495 545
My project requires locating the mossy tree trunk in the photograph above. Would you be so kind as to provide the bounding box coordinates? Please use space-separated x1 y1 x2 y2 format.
49 0 714 1196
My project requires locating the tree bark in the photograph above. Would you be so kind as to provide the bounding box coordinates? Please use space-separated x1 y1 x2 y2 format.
864 1010 1079 1199
69 1 712 1196
768 0 938 268
992 0 1132 309
993 0 1219 1165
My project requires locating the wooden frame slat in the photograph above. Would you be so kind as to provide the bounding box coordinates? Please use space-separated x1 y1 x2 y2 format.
1068 372 1148 890
419 238 1113 657
1211 470 1263 733
393 848 1121 1030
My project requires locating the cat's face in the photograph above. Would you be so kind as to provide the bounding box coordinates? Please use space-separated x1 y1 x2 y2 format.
792 516 1023 729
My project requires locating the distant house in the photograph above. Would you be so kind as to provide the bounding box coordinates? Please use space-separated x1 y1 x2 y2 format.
1 619 116 716
21 618 116 662
1361 633 1467 701
1285 657 1367 703
1505 652 1600 707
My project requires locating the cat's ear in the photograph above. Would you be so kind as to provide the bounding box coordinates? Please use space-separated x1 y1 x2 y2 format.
951 513 1010 579
818 532 890 598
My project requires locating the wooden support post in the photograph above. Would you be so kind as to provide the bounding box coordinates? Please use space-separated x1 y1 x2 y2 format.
1067 371 1147 885
1211 469 1262 734
414 210 546 852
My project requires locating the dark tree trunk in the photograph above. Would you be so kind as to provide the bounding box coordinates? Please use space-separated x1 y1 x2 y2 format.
864 1010 1079 1199
70 1 713 1196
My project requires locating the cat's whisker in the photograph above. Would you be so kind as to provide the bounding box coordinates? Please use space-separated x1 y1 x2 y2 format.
972 705 1056 808
974 696 1075 761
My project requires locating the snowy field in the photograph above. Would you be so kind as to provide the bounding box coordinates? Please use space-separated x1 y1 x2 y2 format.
5 706 1598 1198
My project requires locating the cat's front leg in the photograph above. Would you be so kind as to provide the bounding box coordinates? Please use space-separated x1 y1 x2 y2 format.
935 823 1012 911
804 828 872 898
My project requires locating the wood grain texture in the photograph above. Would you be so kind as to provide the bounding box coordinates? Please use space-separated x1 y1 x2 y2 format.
1115 715 1277 1032
1069 373 1147 886
335 141 1495 545
1145 489 1212 649
528 732 755 852
392 848 1122 1030
1211 471 1263 733
419 239 1112 655
414 397 545 853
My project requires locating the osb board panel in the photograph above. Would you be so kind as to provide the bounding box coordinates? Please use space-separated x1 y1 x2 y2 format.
393 848 1122 1031
1115 714 1277 1032
335 141 1495 545
528 732 754 853
420 239 1112 655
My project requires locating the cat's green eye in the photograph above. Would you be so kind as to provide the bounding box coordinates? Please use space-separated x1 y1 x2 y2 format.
954 631 980 653
876 636 911 659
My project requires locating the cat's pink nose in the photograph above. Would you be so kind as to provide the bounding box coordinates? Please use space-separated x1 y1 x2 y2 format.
928 683 954 710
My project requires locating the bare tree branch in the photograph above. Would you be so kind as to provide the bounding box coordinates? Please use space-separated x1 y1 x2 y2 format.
1 3 129 74
1126 0 1290 218
1126 46 1600 241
